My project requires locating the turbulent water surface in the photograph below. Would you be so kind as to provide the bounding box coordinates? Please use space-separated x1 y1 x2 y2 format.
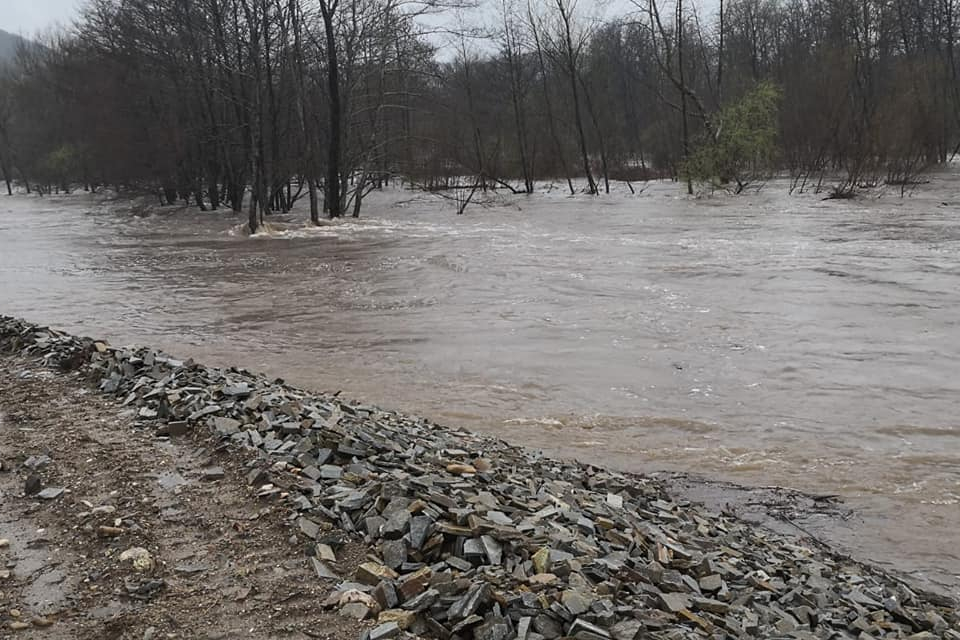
2 175 959 594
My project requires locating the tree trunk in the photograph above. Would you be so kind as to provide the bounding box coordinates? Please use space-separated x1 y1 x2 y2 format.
502 3 534 194
580 75 611 193
717 0 724 105
677 0 693 195
194 183 208 211
0 127 13 196
208 173 220 210
290 0 320 224
321 0 343 218
248 92 262 233
0 152 11 196
529 11 575 194
352 173 367 217
464 58 487 190
308 178 320 224
248 186 259 234
556 0 597 194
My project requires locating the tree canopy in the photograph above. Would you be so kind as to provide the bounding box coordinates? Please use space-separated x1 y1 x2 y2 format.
0 0 957 216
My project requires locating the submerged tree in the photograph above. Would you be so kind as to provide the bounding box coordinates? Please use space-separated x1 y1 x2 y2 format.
684 81 781 192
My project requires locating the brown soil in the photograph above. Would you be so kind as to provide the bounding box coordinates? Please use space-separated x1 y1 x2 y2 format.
0 354 368 640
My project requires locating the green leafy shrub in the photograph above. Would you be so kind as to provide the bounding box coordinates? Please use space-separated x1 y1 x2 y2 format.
685 82 782 193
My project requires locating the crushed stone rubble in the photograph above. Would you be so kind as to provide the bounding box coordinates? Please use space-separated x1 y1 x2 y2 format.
1 316 957 640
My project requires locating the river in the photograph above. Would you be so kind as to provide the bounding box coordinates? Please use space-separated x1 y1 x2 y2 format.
2 175 959 595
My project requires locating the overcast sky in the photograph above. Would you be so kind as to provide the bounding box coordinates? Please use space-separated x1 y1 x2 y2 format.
0 0 718 41
0 0 79 37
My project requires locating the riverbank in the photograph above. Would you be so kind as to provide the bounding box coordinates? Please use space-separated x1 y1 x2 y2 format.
0 316 956 639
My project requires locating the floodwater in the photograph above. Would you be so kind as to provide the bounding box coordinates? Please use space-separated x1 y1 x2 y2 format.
2 175 959 595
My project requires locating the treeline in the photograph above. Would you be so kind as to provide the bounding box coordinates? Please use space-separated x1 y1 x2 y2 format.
0 0 958 229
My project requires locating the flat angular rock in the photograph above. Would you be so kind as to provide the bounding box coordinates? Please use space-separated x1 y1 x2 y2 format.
609 619 642 640
408 515 433 549
381 509 411 539
516 616 533 640
401 588 438 612
320 465 343 480
201 467 224 480
692 597 728 614
447 582 491 622
311 557 338 580
699 574 722 592
365 516 386 537
37 487 64 500
299 517 321 540
356 562 399 586
381 539 407 570
464 538 485 563
481 535 502 565
367 622 400 640
562 590 593 616
658 569 686 592
533 614 563 639
576 516 596 535
315 543 337 562
212 417 241 436
398 566 432 601
223 383 251 397
291 494 312 510
658 592 690 613
377 609 417 630
569 619 611 640
247 468 268 486
532 547 551 574
475 615 511 640
445 556 473 572
374 580 399 610
485 511 513 526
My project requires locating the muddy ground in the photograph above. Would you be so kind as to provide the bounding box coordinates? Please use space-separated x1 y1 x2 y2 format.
0 353 368 639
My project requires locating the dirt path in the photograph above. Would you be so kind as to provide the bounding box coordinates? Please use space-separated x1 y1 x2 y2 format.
0 354 365 639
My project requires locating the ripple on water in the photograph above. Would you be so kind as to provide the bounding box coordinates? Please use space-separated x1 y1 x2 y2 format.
3 183 960 593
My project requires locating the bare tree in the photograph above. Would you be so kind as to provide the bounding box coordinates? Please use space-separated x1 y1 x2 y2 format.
500 0 534 193
552 0 598 194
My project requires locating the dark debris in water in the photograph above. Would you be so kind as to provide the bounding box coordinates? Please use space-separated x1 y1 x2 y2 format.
1 315 958 640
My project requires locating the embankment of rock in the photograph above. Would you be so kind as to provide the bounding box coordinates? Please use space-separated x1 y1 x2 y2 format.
0 315 956 640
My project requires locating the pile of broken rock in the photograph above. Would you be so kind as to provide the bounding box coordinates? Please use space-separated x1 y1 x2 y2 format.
1 316 957 640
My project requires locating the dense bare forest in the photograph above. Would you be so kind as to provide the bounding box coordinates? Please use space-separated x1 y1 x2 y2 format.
1 0 959 229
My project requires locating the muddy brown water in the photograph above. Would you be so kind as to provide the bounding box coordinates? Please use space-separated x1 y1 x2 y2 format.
2 175 959 596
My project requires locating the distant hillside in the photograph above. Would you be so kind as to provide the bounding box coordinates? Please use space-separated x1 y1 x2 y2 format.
0 29 27 64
